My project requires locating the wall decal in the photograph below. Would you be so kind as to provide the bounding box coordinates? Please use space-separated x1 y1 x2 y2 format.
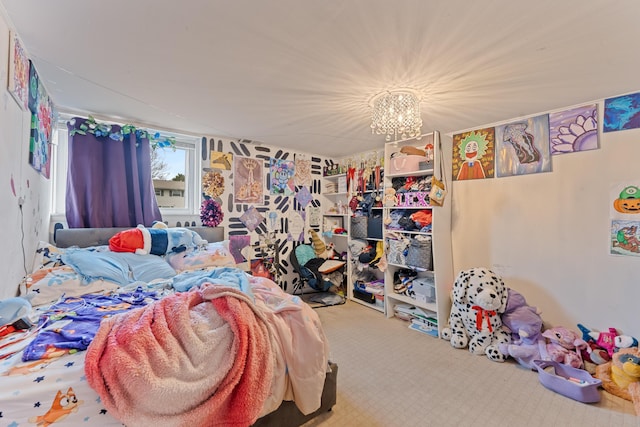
495 114 551 177
549 104 599 154
604 92 640 132
202 136 325 290
452 128 495 180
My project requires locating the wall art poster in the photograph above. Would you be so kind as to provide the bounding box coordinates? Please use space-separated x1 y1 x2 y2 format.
239 205 264 232
229 234 251 264
549 104 599 155
210 151 233 170
452 128 495 180
233 157 263 204
27 63 55 178
294 154 312 186
495 114 551 178
603 92 640 132
610 220 640 257
202 170 225 198
270 158 295 196
288 210 305 242
8 31 29 111
308 206 321 227
609 183 640 257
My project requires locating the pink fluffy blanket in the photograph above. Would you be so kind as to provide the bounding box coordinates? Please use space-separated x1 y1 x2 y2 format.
84 284 275 427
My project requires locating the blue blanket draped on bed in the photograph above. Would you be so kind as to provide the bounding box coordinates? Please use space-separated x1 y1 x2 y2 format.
171 267 254 298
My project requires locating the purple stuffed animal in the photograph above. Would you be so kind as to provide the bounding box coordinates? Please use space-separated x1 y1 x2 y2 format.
541 326 587 369
498 288 545 370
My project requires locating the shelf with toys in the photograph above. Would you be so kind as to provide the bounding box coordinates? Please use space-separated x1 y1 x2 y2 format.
382 131 454 338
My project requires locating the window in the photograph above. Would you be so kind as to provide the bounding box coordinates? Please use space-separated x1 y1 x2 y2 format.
150 137 198 213
51 118 200 217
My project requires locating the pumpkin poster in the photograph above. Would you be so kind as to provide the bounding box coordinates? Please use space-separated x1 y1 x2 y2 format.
610 182 640 257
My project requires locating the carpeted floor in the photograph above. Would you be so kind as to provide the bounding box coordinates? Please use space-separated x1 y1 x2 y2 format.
304 300 640 427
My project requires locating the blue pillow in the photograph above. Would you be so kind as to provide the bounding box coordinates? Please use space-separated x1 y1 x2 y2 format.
62 249 175 286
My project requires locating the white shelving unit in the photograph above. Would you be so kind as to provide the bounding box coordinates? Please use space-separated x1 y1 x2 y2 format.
382 131 453 337
322 172 350 296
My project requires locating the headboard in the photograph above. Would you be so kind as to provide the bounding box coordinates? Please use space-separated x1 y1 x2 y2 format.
54 227 225 248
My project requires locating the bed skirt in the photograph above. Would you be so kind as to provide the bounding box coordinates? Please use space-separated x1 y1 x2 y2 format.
253 362 338 427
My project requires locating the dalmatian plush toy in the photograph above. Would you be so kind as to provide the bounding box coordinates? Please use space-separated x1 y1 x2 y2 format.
441 267 511 362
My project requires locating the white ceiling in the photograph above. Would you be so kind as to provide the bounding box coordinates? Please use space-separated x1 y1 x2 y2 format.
2 0 640 157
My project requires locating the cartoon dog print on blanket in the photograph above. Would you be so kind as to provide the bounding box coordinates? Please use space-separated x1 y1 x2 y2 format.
29 387 83 425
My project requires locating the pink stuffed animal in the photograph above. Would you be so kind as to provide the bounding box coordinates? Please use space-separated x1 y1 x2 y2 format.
541 326 588 369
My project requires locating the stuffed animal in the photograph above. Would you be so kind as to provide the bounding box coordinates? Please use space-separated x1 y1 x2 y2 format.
440 267 511 362
616 335 639 351
596 347 640 416
309 230 335 259
383 187 397 208
578 325 618 357
541 326 587 369
109 225 207 255
498 288 545 370
576 324 612 370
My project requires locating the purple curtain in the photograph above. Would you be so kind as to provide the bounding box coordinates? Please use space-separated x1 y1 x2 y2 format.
65 119 162 228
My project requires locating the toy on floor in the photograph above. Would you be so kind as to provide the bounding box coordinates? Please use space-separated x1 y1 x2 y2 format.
498 288 545 370
533 359 602 403
576 324 612 370
596 347 640 416
541 326 587 369
440 267 511 362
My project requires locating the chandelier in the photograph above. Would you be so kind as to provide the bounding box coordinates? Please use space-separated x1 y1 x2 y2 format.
370 89 422 141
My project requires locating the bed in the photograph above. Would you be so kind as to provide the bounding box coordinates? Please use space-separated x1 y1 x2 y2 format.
0 226 337 427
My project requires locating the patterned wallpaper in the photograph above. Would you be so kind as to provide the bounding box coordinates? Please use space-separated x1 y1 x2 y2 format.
201 136 336 292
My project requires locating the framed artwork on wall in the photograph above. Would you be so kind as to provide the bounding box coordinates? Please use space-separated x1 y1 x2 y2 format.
233 157 264 204
452 128 495 181
495 114 551 178
7 31 30 111
27 61 55 178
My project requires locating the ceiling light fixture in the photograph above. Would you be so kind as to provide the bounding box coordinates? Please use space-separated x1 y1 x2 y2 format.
370 89 422 141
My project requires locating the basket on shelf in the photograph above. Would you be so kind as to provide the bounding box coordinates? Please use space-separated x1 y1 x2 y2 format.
350 216 368 239
387 235 410 266
405 236 432 270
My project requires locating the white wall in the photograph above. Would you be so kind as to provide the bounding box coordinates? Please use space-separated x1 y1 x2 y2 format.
0 14 52 299
449 101 640 339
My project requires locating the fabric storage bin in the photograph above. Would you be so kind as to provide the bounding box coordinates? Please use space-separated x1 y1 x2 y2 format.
389 154 428 174
351 216 368 239
405 236 432 270
387 236 410 266
367 214 383 239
